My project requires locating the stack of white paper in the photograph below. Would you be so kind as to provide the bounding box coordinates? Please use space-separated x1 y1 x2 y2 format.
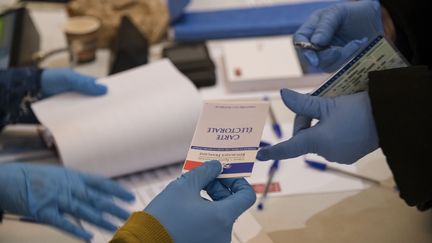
221 36 324 92
32 60 202 177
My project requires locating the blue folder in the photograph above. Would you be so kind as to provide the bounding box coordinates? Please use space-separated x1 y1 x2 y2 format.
172 1 341 42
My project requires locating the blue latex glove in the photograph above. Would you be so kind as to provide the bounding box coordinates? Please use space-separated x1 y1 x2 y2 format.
0 163 135 240
41 69 107 97
167 0 190 23
294 0 383 72
256 89 379 164
145 160 256 243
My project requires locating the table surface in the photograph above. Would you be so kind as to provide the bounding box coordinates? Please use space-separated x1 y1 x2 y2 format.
1 2 431 243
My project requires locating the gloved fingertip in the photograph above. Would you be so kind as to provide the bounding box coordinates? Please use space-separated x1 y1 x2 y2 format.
303 50 319 67
280 89 299 105
106 224 118 232
122 191 136 202
340 39 368 60
256 149 269 161
280 88 293 97
292 34 301 43
204 160 223 174
77 230 93 241
182 160 222 190
118 210 131 220
310 33 330 47
91 84 108 95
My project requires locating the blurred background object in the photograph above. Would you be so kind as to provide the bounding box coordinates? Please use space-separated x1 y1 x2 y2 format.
67 0 169 48
109 15 149 75
162 42 215 88
63 15 100 64
0 6 40 68
171 1 340 42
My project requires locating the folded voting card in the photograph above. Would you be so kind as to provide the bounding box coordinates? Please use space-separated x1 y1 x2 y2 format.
183 101 269 178
312 35 408 97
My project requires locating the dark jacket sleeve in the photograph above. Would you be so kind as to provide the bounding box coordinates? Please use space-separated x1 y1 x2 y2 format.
380 0 431 67
0 67 43 130
368 66 432 209
367 0 432 209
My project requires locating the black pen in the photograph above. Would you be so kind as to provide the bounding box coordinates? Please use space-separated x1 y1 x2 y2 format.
257 159 280 210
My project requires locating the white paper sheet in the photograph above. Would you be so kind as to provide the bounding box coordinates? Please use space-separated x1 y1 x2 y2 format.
32 60 202 177
247 123 367 197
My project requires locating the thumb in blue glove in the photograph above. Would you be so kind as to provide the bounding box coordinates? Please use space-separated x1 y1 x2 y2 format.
256 89 379 164
145 160 256 243
41 69 107 97
294 0 383 72
0 163 135 240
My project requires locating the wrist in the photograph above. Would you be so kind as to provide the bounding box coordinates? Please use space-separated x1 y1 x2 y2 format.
0 163 25 214
381 6 396 43
112 211 173 243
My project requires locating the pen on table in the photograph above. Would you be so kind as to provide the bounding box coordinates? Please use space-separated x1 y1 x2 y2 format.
294 41 327 51
263 97 283 139
304 159 382 186
257 160 279 210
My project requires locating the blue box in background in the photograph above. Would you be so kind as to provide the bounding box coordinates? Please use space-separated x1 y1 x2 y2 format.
172 1 341 42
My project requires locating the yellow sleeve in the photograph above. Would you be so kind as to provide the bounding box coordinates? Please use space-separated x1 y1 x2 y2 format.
110 211 173 243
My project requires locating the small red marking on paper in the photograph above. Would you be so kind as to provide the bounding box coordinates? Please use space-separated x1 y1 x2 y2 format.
183 160 203 170
252 182 281 193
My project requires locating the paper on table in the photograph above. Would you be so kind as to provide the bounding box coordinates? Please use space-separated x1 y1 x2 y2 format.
83 163 270 243
222 36 311 93
32 60 202 177
248 123 366 197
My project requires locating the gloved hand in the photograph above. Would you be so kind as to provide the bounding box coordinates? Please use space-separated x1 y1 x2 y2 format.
41 69 107 97
0 163 135 240
256 89 379 164
145 160 256 243
294 0 383 72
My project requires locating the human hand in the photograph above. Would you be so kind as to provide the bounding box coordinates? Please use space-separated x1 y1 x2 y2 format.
256 89 379 164
0 163 135 240
145 160 256 243
41 69 107 97
294 0 383 72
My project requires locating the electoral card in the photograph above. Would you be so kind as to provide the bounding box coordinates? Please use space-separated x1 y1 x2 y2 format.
312 35 408 97
183 101 270 178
